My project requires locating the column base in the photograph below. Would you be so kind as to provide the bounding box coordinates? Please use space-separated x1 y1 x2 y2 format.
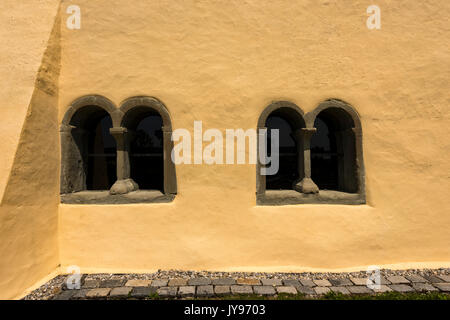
293 177 319 194
110 179 139 195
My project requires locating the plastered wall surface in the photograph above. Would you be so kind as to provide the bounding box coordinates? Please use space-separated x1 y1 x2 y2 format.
0 0 449 299
58 0 450 272
0 0 61 300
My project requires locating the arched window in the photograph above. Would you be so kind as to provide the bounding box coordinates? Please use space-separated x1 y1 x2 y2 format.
311 107 358 193
60 96 117 194
256 102 308 202
258 99 365 205
118 97 177 197
60 95 176 204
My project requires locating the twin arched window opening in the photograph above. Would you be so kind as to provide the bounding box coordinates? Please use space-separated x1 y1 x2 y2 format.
257 100 365 205
60 96 177 201
61 97 365 205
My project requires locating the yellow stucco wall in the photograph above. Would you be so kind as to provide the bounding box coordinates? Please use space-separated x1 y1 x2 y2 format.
2 0 450 299
0 0 61 299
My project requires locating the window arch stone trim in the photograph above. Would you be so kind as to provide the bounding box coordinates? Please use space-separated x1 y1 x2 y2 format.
256 101 307 201
307 99 365 199
60 95 118 195
118 96 177 196
61 94 119 128
120 96 172 131
257 98 366 205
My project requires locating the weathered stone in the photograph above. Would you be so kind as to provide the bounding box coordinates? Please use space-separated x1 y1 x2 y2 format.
188 278 211 286
151 279 169 287
168 278 187 287
387 276 409 284
197 285 214 297
330 286 350 295
313 279 331 287
299 279 315 287
380 277 391 285
86 288 111 298
261 279 282 286
131 286 157 298
424 275 443 283
100 279 125 288
212 278 235 285
231 285 253 295
405 275 428 283
178 286 195 297
83 279 100 289
295 286 316 295
72 289 89 299
372 285 393 293
236 278 261 285
157 286 178 297
283 279 300 287
53 290 76 300
350 278 367 286
412 283 438 292
389 284 415 293
314 287 330 295
296 286 315 295
347 286 373 294
110 287 132 298
434 283 450 292
276 286 297 295
253 285 276 295
214 285 231 296
437 275 450 282
329 278 353 286
125 279 151 287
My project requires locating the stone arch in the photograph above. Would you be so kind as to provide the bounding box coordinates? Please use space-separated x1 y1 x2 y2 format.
60 95 119 194
256 101 307 198
307 99 365 197
61 95 119 128
114 96 177 195
120 96 172 131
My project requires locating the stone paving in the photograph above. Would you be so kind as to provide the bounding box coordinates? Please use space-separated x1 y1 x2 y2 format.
23 268 450 300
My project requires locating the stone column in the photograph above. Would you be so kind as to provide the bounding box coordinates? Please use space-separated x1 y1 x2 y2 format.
293 128 319 194
163 126 177 195
109 127 139 195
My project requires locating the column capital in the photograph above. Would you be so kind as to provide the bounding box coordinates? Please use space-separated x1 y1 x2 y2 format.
294 127 317 139
109 127 128 136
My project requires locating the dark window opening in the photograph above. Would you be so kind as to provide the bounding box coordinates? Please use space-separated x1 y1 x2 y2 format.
69 106 117 191
311 117 338 190
86 115 117 190
127 111 164 191
311 108 358 193
265 114 299 190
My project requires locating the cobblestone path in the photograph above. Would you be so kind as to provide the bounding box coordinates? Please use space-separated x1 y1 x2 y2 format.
24 269 450 300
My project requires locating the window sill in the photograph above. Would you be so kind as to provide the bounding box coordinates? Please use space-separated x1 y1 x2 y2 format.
257 189 365 206
61 190 175 204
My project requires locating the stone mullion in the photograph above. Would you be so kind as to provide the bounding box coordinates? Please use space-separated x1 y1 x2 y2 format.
293 128 319 194
109 127 138 194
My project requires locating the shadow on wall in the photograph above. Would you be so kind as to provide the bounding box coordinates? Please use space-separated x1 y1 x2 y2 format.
0 10 61 300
